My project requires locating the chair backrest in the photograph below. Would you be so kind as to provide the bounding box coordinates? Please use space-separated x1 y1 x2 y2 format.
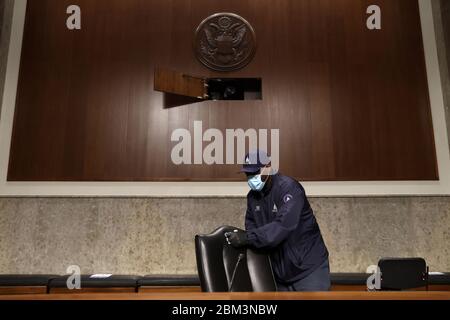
246 249 278 292
378 257 428 290
195 226 277 292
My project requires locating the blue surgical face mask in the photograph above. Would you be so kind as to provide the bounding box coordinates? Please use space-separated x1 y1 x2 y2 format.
247 174 266 192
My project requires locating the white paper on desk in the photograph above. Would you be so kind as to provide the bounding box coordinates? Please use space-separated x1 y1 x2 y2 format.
90 274 113 279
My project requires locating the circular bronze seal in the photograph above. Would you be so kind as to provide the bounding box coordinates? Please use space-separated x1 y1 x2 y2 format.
194 13 256 72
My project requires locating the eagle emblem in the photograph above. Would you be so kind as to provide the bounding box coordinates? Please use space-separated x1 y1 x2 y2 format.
194 13 256 72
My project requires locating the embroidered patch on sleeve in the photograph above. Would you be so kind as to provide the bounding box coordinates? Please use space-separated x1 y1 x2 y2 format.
283 194 293 203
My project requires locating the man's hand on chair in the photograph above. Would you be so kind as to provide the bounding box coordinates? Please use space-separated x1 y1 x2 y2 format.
225 229 248 248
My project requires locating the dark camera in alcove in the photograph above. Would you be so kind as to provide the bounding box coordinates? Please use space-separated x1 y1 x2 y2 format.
207 78 262 101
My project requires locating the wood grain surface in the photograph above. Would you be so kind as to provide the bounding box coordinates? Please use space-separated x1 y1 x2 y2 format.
1 291 450 300
8 0 438 181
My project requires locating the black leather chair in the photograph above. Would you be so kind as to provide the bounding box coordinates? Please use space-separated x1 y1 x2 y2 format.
138 275 201 293
378 258 428 290
0 274 59 294
48 275 141 293
195 226 277 292
139 275 200 287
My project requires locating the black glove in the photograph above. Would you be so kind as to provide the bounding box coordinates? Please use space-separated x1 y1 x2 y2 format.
225 229 248 248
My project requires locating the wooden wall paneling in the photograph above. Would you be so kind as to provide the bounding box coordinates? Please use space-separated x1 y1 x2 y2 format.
7 0 438 181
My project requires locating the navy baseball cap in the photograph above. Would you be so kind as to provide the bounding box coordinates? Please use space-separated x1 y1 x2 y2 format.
241 150 271 174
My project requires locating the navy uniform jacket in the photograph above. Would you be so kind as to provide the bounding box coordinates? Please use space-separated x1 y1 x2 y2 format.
245 173 329 284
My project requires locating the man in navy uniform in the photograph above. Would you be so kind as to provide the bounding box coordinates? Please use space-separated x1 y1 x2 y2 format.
225 151 331 291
